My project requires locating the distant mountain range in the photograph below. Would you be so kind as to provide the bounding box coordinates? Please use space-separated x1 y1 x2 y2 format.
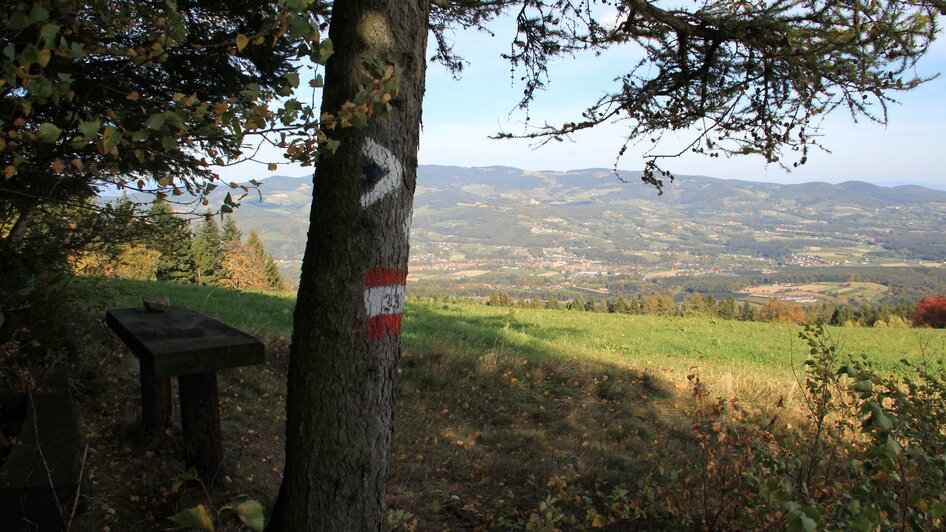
137 165 946 298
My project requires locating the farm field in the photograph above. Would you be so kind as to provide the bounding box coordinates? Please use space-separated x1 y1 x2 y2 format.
74 278 946 529
739 281 890 304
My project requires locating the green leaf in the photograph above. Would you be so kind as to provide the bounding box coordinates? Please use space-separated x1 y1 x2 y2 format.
69 41 85 58
144 113 166 130
883 435 900 458
322 138 340 153
169 505 214 531
79 121 101 138
229 498 264 532
786 509 817 532
29 4 49 23
37 122 62 143
39 23 59 47
351 112 369 129
8 12 31 30
931 501 946 518
161 135 177 151
318 38 334 64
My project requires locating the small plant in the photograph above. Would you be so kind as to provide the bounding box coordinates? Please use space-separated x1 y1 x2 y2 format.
167 469 265 532
386 508 418 531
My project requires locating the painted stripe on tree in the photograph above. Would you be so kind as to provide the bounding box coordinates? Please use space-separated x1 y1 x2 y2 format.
367 315 402 341
364 267 408 287
360 138 404 208
364 267 407 340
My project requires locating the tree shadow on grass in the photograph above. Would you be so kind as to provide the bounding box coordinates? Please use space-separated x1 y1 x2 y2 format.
391 303 685 528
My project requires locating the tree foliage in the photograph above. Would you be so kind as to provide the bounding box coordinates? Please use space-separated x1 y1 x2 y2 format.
222 215 243 246
221 239 272 292
192 213 225 285
144 197 194 283
755 297 807 324
0 0 336 212
913 295 946 328
246 230 285 291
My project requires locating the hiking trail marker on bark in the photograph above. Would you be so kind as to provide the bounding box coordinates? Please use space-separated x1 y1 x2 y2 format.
360 137 404 208
364 267 406 340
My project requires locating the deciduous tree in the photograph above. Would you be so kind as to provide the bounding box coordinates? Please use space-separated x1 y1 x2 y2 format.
913 295 946 328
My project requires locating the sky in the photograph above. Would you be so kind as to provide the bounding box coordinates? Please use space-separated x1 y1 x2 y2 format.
219 11 946 189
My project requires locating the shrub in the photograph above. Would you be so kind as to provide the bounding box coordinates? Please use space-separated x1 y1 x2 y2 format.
913 295 946 328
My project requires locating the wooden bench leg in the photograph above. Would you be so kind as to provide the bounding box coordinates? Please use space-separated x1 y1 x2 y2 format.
139 361 171 435
178 371 223 485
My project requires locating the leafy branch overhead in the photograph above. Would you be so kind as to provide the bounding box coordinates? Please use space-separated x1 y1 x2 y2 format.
0 0 399 209
434 1 943 190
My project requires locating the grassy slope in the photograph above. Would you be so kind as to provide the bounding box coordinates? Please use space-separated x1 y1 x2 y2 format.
101 278 943 378
88 278 946 527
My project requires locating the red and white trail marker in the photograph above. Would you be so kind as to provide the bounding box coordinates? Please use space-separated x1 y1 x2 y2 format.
364 267 407 340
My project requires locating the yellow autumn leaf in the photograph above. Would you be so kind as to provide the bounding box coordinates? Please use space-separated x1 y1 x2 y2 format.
4 166 16 179
267 163 278 171
37 49 51 67
51 159 66 174
213 102 228 114
126 90 140 101
235 33 249 52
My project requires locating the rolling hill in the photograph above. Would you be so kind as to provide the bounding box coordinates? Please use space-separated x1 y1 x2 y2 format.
197 166 946 299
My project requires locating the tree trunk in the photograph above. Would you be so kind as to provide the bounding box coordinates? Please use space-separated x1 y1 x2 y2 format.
268 1 430 530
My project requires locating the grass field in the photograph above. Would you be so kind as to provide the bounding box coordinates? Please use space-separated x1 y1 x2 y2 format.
80 277 946 529
99 277 943 386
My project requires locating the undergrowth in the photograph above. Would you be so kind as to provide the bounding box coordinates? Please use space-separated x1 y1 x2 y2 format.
471 325 946 531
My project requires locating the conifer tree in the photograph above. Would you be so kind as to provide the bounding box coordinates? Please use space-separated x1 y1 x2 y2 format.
739 301 756 321
247 230 285 292
191 213 225 285
221 216 243 248
719 297 738 321
146 197 194 284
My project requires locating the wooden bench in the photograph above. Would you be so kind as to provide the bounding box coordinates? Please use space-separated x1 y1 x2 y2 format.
105 307 265 484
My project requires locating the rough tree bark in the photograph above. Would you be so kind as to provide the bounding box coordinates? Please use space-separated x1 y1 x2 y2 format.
268 1 431 530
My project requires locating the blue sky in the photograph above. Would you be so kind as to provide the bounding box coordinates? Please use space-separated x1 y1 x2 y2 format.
221 15 946 188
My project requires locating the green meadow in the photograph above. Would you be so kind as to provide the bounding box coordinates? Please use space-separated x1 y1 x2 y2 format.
85 278 946 528
100 277 944 387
